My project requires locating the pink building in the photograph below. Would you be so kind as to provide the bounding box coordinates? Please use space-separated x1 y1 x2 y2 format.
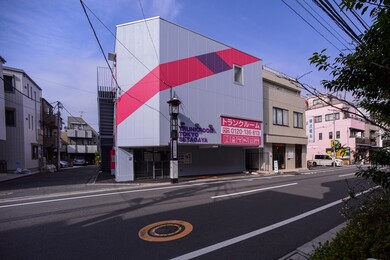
306 95 380 164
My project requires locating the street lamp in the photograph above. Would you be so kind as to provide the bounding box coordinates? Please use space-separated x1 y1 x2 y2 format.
167 96 181 183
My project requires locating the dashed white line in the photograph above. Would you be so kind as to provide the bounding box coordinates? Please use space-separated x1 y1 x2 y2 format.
171 186 380 260
338 173 356 177
211 183 298 199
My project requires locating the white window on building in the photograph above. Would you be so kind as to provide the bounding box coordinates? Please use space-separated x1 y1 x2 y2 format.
273 107 289 126
325 113 340 121
233 65 243 85
314 115 322 123
313 99 322 105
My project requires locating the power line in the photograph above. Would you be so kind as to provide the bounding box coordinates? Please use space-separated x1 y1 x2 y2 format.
295 0 350 50
332 0 365 35
81 1 171 89
313 0 362 44
0 75 42 103
80 0 170 122
281 0 342 51
303 0 352 46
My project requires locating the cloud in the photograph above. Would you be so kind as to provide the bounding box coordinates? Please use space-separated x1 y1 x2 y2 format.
150 0 182 20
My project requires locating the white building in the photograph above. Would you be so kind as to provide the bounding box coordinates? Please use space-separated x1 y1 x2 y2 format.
114 17 263 181
0 66 42 172
0 56 6 142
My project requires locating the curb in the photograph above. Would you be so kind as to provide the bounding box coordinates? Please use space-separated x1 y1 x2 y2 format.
279 222 347 260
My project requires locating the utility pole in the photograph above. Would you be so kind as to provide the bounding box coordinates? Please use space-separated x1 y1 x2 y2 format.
57 101 63 171
333 112 336 167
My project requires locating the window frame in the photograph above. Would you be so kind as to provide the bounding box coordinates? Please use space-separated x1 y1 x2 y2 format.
5 108 16 127
319 133 323 140
32 145 39 160
329 132 333 139
293 112 303 128
233 64 243 85
273 107 289 126
336 131 340 139
4 75 14 93
314 115 322 123
325 113 340 121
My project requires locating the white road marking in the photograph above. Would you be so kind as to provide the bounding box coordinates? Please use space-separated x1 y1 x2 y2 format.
338 173 356 177
0 177 291 208
171 186 380 260
210 183 298 199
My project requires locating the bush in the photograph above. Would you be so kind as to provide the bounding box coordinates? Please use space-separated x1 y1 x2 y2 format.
310 192 390 259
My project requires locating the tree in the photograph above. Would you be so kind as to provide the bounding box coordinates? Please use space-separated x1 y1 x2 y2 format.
309 0 390 131
309 2 390 257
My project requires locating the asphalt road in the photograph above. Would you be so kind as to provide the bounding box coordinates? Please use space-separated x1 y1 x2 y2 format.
0 166 368 259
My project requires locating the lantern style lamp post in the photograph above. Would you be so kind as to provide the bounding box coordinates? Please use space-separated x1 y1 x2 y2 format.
167 96 181 183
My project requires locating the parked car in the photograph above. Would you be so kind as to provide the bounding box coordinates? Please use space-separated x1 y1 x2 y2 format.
311 154 343 167
73 158 86 166
60 160 69 168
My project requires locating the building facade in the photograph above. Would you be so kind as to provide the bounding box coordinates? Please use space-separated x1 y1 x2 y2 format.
262 67 308 172
0 56 6 142
64 116 98 164
305 95 381 164
0 66 42 172
41 98 61 165
114 17 263 181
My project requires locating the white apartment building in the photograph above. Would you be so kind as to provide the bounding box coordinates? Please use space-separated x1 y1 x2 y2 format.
0 66 42 172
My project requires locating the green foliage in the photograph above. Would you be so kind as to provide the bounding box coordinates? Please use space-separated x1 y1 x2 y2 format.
310 192 390 259
309 0 390 127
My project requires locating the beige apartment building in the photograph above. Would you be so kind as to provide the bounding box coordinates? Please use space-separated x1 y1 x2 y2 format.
261 67 308 172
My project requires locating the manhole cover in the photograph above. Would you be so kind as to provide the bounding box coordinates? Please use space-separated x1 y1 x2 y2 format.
138 220 193 242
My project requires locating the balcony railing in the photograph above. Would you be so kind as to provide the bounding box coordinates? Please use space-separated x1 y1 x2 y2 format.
355 137 377 147
42 114 59 129
67 145 98 154
67 129 93 138
43 136 58 148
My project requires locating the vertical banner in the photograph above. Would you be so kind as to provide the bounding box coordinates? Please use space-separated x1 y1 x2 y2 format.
308 117 315 142
221 116 262 146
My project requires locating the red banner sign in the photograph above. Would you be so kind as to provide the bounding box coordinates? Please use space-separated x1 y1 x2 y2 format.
221 116 262 146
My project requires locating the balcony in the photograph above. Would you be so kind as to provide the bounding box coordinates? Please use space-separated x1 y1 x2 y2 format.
355 137 377 147
67 145 98 154
43 136 58 148
67 129 93 138
43 114 59 129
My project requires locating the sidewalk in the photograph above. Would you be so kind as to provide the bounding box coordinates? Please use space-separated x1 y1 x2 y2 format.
0 171 40 182
279 222 347 259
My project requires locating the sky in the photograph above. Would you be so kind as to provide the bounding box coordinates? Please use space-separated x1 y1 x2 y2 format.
0 0 364 131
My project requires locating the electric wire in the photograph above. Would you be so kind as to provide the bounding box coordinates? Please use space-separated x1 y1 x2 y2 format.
281 0 342 51
313 0 362 44
79 0 169 122
138 0 173 98
303 0 352 47
332 0 365 35
81 1 171 90
295 0 350 50
0 75 42 103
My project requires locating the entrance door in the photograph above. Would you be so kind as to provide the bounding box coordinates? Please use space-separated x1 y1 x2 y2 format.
295 144 302 168
246 149 259 170
272 144 286 170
